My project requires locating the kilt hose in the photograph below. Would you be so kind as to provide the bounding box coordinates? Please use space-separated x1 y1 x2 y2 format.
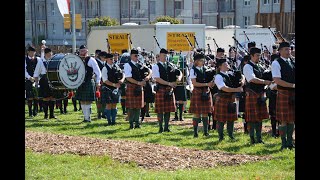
245 89 269 122
126 83 144 109
214 94 237 123
189 87 212 114
155 86 176 113
276 89 295 123
268 90 277 118
75 79 96 101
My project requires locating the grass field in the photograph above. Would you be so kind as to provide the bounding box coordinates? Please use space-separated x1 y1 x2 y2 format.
25 101 295 179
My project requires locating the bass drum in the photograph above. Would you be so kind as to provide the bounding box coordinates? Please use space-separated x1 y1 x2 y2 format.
46 53 86 90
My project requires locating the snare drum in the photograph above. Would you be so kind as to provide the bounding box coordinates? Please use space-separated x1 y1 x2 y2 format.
46 54 86 89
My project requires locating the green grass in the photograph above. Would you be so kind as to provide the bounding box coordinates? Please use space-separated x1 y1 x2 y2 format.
25 101 295 179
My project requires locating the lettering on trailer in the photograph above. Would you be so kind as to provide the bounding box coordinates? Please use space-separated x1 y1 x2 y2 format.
107 33 130 54
167 32 195 51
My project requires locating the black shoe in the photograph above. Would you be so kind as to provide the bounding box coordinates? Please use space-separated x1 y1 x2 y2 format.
134 124 141 128
97 114 102 119
74 108 78 111
184 110 187 113
257 139 265 144
229 136 235 140
159 127 163 133
194 133 198 138
219 137 224 142
287 144 295 150
172 117 178 121
203 133 210 137
49 116 57 119
179 118 184 121
111 121 116 125
82 119 91 123
146 114 150 117
250 137 256 144
44 115 49 120
164 128 170 132
280 145 287 151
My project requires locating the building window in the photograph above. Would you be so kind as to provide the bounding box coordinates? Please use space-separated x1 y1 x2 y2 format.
175 0 183 10
244 16 250 26
244 0 250 6
51 3 55 15
52 23 55 35
150 0 156 15
221 17 234 28
273 0 280 4
263 0 270 5
230 0 234 10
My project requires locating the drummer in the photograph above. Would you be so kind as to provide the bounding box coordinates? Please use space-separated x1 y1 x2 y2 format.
75 45 102 123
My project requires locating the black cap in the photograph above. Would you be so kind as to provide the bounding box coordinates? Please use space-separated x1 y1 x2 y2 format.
217 48 225 53
160 48 168 54
216 58 227 67
196 48 204 53
169 49 174 52
79 45 87 49
243 55 251 62
248 41 256 48
208 54 215 60
229 46 235 52
249 47 261 55
278 42 290 51
130 48 139 54
193 53 205 61
122 49 128 54
95 49 102 54
44 48 52 54
99 51 113 59
27 46 36 52
272 45 278 50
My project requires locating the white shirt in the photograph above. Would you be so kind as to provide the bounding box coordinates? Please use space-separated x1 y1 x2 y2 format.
124 60 138 78
87 57 102 84
214 71 231 90
101 63 113 82
189 66 203 79
33 57 48 78
243 60 257 82
151 61 166 78
271 56 289 78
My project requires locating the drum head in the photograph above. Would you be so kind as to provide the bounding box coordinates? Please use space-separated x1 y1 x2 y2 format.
58 54 85 89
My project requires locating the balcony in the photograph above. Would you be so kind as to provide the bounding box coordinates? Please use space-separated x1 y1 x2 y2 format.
121 9 148 19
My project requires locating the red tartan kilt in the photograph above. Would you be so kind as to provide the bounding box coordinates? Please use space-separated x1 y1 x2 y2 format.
125 83 144 109
189 87 212 114
155 86 176 113
214 94 237 123
276 89 295 123
245 90 269 122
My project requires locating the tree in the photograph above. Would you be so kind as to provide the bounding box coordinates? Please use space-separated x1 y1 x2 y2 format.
151 16 182 24
88 16 120 32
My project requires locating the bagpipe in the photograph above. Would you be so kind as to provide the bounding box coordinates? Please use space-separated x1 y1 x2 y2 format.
228 70 243 88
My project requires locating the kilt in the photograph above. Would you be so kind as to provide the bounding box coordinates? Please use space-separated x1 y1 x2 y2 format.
38 76 53 98
75 79 96 101
245 89 269 122
144 82 155 103
189 87 212 114
276 89 295 123
25 80 36 99
101 86 120 104
120 83 126 96
214 93 237 123
126 83 144 109
155 86 176 113
174 86 187 101
267 89 277 117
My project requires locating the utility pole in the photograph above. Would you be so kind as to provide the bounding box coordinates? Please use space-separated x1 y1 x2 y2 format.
71 0 76 53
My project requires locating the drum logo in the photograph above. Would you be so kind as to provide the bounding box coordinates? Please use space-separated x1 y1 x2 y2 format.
63 59 80 82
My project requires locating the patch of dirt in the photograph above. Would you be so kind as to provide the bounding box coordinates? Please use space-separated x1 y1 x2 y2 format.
26 131 271 171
